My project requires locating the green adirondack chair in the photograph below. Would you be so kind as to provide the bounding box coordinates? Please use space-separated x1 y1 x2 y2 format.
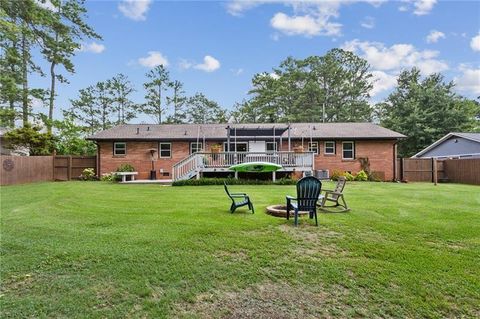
224 182 254 214
286 176 322 226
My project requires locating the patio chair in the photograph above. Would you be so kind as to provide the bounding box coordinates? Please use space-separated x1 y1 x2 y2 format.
286 176 322 226
224 182 254 214
318 176 350 213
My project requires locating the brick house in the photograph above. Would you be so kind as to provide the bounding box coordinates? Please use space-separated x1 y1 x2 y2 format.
87 122 405 181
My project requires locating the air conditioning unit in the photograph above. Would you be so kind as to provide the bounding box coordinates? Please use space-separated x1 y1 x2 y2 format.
315 169 329 180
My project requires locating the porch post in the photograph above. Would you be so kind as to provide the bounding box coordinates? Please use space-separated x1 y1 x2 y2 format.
234 171 238 179
226 125 230 152
288 124 291 151
272 171 276 182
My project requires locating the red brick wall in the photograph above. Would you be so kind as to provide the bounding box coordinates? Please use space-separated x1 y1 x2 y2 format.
98 140 224 180
98 139 396 181
280 139 396 180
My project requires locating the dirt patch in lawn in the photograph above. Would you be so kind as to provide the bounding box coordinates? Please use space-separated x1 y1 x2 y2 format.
277 225 348 258
174 281 358 318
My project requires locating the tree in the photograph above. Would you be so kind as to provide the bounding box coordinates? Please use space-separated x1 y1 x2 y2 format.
185 93 227 124
108 74 137 125
377 68 480 157
142 65 169 124
53 116 96 155
166 80 186 123
41 0 101 133
64 80 114 133
3 123 55 155
94 81 114 130
65 85 100 135
1 0 47 126
236 49 373 123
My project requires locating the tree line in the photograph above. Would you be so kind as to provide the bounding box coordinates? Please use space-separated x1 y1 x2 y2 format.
1 1 478 157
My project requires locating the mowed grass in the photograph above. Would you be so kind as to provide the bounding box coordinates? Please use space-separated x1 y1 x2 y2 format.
1 181 479 318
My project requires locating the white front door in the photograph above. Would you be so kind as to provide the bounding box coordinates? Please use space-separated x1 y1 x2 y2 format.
249 141 266 152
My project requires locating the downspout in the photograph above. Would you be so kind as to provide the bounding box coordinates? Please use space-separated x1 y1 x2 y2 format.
95 141 100 178
393 140 398 182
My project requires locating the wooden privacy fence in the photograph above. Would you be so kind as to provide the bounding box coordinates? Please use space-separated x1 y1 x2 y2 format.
443 158 480 185
398 158 480 185
1 155 96 186
54 156 96 181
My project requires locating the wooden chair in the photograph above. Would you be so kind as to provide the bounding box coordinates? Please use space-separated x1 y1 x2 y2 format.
286 176 322 226
224 182 254 214
318 176 349 212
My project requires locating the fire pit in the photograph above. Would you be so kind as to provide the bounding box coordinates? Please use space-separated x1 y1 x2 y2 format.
266 205 309 218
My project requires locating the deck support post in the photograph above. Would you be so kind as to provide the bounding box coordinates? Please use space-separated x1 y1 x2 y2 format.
234 171 238 179
272 171 276 182
196 171 200 180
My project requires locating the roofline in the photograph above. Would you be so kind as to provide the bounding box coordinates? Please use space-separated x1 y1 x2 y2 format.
412 132 480 158
87 136 405 141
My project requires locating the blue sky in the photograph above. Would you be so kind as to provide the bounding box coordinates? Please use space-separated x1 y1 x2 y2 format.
32 0 480 122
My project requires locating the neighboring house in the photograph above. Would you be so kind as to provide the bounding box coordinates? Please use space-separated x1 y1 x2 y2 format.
412 132 480 159
0 127 29 156
87 122 406 181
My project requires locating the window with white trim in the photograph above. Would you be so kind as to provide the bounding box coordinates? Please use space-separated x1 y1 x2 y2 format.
324 141 335 155
159 143 171 158
113 142 126 156
308 141 319 154
190 142 203 154
342 141 355 159
266 142 277 152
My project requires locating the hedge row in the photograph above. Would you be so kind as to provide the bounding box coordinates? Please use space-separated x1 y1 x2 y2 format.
172 177 297 186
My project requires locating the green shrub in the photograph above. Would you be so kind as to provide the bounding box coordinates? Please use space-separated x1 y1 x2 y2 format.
100 172 116 182
172 177 297 186
116 163 135 172
330 170 344 181
354 170 368 181
344 172 355 181
80 168 97 181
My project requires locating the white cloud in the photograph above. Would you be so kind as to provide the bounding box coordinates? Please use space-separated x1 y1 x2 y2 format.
138 51 169 68
370 70 397 96
413 0 437 15
454 65 480 95
118 0 151 21
178 59 194 70
342 39 448 74
398 0 437 15
228 1 385 38
231 68 244 76
426 30 445 43
270 12 341 37
79 42 105 54
194 55 221 72
360 16 375 29
470 32 480 52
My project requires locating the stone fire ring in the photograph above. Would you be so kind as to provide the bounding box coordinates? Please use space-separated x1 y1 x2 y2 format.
266 205 309 218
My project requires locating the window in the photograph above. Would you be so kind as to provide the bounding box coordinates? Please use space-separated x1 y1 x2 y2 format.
266 142 277 152
223 142 248 152
342 141 355 159
308 142 319 155
190 142 203 154
159 143 171 158
113 142 126 156
324 141 335 155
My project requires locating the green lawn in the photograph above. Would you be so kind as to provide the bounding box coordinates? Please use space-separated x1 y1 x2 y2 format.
1 181 479 318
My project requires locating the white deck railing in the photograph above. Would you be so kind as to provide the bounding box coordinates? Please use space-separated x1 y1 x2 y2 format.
173 151 315 181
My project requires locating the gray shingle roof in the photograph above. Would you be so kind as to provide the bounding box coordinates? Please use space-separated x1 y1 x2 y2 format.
87 122 406 140
452 132 480 143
